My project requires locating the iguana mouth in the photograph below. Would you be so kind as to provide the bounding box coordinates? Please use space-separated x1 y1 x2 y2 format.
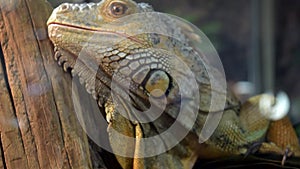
48 22 143 44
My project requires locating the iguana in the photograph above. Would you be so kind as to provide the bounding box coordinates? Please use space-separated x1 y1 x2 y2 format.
46 0 300 168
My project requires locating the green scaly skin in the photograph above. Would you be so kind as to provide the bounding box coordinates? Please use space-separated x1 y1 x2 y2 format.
47 0 299 168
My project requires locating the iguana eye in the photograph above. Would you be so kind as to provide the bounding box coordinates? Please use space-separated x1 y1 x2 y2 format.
109 2 128 16
144 70 171 98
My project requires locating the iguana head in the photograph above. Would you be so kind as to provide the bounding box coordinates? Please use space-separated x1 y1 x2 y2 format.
47 0 181 102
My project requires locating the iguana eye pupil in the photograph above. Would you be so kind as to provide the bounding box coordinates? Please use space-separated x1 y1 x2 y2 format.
110 2 127 16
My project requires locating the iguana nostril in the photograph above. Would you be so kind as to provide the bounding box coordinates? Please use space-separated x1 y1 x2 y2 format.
59 4 69 12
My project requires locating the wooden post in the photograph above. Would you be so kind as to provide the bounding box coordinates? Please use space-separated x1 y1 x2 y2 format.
0 0 95 168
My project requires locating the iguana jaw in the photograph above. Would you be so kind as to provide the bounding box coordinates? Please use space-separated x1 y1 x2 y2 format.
47 22 143 47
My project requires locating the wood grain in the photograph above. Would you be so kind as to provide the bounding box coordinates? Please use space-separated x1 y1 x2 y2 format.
0 0 95 168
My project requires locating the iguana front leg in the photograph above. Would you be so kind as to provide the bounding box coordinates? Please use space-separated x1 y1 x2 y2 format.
260 116 300 165
105 97 200 169
266 116 300 157
239 94 300 162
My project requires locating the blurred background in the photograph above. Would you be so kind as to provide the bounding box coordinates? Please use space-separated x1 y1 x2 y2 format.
48 0 300 134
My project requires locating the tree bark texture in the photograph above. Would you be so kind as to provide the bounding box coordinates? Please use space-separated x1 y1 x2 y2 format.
0 0 94 168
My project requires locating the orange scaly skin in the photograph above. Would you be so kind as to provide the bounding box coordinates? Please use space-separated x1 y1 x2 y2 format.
269 117 300 155
261 117 300 157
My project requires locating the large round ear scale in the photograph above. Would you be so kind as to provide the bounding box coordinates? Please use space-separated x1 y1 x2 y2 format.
144 70 170 98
